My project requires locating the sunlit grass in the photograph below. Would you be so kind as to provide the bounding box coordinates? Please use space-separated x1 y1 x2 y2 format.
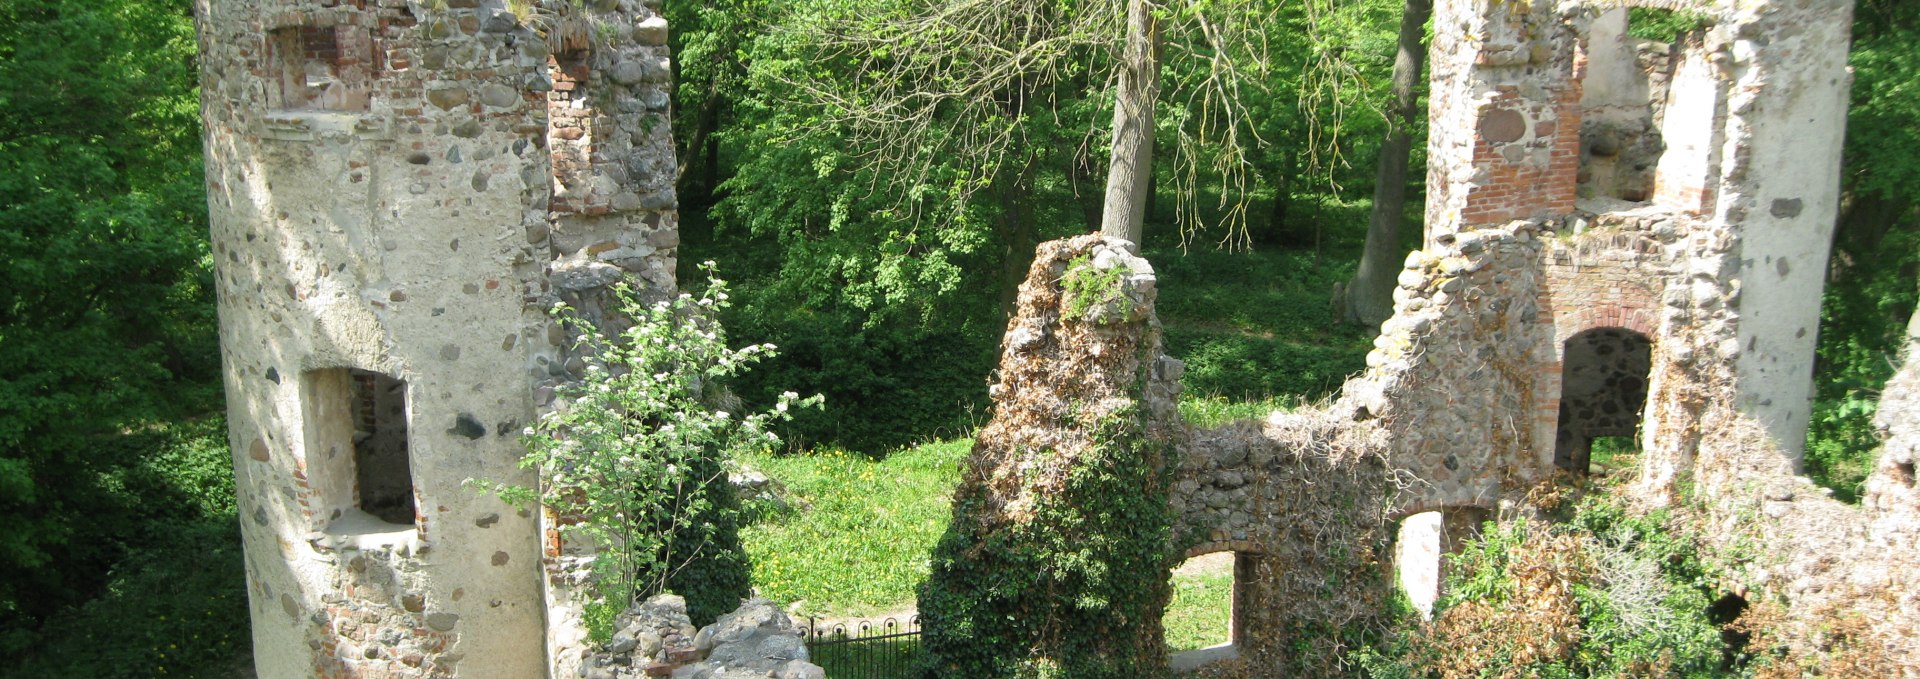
739 439 969 618
1179 393 1299 428
1164 568 1235 652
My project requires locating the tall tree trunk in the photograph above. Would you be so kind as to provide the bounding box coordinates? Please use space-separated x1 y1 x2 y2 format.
1100 0 1160 251
1070 150 1103 232
1341 0 1432 328
1006 177 1036 320
1269 148 1301 245
677 80 726 200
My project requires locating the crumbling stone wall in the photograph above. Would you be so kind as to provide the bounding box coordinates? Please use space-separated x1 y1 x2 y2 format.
1347 223 1553 513
918 235 1187 677
198 0 680 675
1579 8 1676 203
1537 208 1679 472
1867 310 1920 549
578 595 824 679
1048 0 1865 674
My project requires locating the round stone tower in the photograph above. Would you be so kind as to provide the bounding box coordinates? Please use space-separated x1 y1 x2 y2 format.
194 0 680 675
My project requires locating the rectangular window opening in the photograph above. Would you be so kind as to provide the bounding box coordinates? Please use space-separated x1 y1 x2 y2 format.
268 24 373 111
302 368 415 533
351 370 415 525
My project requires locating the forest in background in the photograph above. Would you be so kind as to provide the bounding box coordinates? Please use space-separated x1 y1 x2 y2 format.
0 0 1913 675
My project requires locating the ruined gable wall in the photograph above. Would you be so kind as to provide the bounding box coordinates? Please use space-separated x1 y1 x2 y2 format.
1425 0 1584 239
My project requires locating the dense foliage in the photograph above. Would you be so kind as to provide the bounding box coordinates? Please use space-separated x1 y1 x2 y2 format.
0 0 240 672
1355 498 1739 678
917 407 1177 678
1806 0 1920 500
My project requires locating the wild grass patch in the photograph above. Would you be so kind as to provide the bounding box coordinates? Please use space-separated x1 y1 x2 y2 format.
739 439 970 617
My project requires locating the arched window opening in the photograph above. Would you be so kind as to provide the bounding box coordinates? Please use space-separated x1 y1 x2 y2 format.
1556 327 1653 475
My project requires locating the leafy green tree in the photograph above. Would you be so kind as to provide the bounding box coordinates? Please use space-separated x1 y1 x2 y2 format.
482 272 817 630
1341 0 1431 328
0 0 216 638
1809 0 1920 498
762 0 1279 248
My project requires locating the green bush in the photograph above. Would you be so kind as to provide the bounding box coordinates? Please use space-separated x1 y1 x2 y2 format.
477 270 816 632
1360 497 1740 678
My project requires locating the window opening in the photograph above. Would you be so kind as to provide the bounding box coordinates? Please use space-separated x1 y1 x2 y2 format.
268 24 373 111
1395 511 1443 617
1555 327 1652 475
350 370 414 525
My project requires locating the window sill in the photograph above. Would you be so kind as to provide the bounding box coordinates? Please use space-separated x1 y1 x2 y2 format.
261 110 391 141
311 509 421 554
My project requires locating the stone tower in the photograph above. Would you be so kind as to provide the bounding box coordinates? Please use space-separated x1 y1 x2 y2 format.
1423 0 1853 469
195 0 679 675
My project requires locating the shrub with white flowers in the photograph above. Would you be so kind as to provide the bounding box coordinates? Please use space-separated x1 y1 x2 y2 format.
476 263 819 636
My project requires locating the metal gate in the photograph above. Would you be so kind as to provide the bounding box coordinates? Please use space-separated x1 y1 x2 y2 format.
802 616 921 678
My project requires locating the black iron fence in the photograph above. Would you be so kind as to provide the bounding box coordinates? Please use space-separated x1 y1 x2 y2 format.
802 615 921 679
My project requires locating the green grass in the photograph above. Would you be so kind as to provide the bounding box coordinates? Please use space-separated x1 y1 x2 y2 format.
1180 394 1298 428
739 439 970 617
1589 435 1640 473
1149 242 1374 408
1164 568 1235 652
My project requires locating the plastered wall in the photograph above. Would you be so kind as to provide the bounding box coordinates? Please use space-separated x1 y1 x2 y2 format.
197 0 679 675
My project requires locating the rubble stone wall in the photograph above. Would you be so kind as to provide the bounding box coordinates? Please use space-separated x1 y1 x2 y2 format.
1425 0 1584 239
198 0 679 675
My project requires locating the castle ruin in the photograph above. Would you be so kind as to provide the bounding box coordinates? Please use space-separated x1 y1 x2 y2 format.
197 0 1918 676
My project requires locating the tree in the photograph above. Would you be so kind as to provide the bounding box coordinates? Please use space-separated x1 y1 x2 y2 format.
1807 0 1920 496
767 0 1277 252
481 272 817 630
1340 0 1430 328
1100 0 1161 248
0 0 215 637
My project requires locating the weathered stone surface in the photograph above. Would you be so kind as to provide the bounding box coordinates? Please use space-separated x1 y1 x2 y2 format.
426 87 470 111
581 596 821 679
634 16 669 45
200 0 684 676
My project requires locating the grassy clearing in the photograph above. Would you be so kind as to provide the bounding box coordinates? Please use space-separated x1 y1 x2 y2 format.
742 438 1238 656
1165 567 1235 652
1149 242 1373 416
738 439 969 618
